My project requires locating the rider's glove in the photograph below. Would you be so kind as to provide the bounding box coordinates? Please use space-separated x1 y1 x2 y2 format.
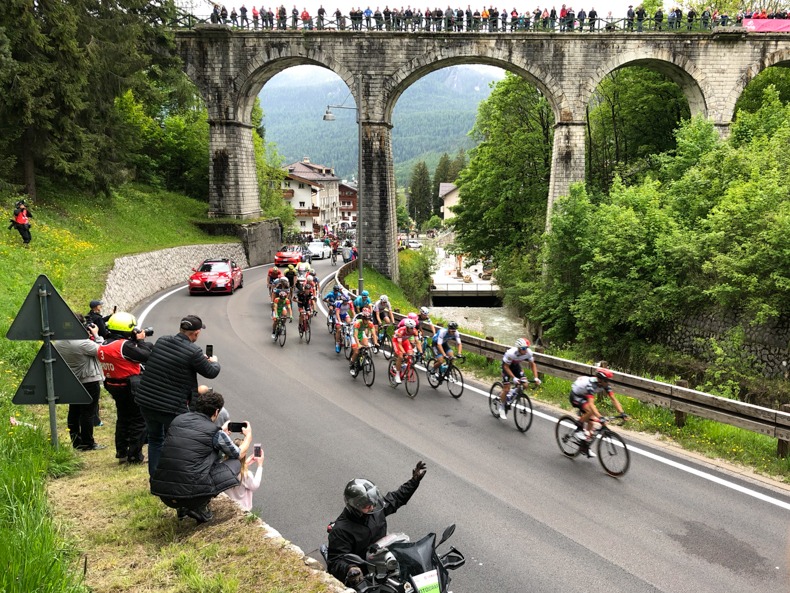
346 567 363 586
289 317 293 323
534 377 542 385
412 460 427 482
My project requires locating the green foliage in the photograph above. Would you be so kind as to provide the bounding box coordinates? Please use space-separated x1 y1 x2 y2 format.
252 125 293 226
431 152 451 215
408 160 432 224
421 215 443 232
396 203 410 230
398 247 438 306
734 67 790 116
586 67 691 193
453 73 553 266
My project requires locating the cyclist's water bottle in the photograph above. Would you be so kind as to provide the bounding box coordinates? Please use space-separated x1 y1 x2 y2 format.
507 388 516 403
440 364 447 374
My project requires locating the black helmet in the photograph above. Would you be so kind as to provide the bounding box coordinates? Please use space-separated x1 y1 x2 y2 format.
447 321 459 330
344 478 384 515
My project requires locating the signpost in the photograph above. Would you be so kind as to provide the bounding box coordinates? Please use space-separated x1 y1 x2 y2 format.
7 275 92 450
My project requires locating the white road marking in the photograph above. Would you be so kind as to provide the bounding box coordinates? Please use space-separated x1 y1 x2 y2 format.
141 264 790 512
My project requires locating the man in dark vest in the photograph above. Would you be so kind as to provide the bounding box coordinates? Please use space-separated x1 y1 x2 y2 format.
150 391 250 523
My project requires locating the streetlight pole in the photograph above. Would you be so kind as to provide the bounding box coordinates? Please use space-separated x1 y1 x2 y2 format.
323 75 364 294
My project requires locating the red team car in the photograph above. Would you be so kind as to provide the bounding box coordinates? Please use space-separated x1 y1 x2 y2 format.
275 245 312 266
188 259 244 295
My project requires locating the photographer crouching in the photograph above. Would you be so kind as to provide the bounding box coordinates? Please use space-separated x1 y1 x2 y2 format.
98 312 153 465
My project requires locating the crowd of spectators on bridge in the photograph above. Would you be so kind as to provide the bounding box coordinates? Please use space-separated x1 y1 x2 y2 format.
205 2 786 32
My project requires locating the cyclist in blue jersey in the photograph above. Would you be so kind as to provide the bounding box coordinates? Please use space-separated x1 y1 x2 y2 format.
430 322 463 374
333 294 353 353
353 290 372 314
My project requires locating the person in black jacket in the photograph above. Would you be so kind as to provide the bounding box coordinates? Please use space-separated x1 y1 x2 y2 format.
150 390 248 523
86 299 111 338
135 315 221 477
328 461 427 587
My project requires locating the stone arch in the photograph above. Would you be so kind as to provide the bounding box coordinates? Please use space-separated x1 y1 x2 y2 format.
581 49 713 120
234 45 356 125
383 47 571 123
722 48 790 124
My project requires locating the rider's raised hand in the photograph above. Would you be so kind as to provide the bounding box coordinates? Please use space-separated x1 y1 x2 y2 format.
412 460 427 482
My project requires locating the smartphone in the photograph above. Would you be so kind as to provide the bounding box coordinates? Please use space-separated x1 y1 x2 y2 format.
254 443 262 458
206 344 214 357
227 421 248 433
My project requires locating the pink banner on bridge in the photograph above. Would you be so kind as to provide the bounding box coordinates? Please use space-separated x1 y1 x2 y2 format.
744 18 790 32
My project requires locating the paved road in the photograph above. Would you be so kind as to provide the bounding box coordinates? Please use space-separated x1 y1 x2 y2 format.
136 259 790 593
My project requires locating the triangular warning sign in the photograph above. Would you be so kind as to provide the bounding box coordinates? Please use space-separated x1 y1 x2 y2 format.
6 275 88 341
13 344 93 405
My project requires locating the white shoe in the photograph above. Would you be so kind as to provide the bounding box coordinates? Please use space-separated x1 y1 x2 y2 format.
271 333 276 340
395 372 402 384
586 448 597 458
498 405 507 420
573 430 587 441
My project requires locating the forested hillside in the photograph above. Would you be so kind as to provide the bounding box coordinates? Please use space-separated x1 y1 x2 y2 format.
258 65 503 184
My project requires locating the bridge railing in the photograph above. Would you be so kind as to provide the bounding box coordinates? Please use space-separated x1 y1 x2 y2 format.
171 11 745 33
333 258 790 457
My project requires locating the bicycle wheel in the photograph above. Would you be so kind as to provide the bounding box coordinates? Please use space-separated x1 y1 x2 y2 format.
513 394 533 432
343 332 353 360
305 319 311 344
597 430 630 478
555 415 582 458
327 315 334 334
404 365 419 398
380 334 393 360
298 320 305 339
387 359 397 388
426 362 441 389
489 382 504 417
447 367 464 398
278 323 287 347
362 353 375 387
422 343 434 365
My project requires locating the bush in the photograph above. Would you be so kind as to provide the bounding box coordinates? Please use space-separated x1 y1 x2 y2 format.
398 247 438 306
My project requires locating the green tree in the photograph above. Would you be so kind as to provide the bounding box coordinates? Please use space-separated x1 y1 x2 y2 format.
0 0 177 199
431 152 452 215
453 73 554 265
446 148 467 183
408 160 432 225
421 214 443 232
734 68 790 116
397 203 410 230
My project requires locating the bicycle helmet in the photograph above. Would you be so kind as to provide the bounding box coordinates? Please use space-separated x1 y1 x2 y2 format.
407 312 419 321
344 479 384 515
308 275 315 282
515 338 530 349
404 318 417 329
379 295 389 303
333 284 342 292
361 308 371 318
361 290 369 297
420 306 430 315
595 368 613 381
447 321 458 330
107 312 137 334
278 290 288 298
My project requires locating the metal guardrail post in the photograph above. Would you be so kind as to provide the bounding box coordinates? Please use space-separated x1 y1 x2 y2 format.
779 403 790 458
674 380 689 427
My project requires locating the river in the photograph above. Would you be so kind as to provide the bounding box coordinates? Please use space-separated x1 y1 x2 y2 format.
429 305 526 345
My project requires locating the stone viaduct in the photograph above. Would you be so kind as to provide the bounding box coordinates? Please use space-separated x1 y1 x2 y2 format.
175 27 790 282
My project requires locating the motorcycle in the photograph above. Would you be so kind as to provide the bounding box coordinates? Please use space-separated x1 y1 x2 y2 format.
319 523 465 592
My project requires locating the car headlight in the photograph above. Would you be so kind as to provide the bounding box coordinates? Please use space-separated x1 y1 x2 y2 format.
190 279 200 284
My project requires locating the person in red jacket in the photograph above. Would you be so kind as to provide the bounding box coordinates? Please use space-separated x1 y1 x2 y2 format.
301 6 312 27
11 199 32 247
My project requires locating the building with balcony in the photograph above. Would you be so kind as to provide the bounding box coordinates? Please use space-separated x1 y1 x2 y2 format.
339 180 357 228
283 157 340 233
439 183 460 221
281 172 321 235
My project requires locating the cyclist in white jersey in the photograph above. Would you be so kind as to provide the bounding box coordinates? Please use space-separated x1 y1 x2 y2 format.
498 338 541 420
430 322 463 374
570 368 628 454
372 295 392 326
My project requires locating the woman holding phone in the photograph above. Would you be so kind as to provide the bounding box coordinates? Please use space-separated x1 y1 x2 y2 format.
224 439 264 511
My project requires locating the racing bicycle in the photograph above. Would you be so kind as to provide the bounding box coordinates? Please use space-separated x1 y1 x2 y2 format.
330 250 337 266
374 323 394 360
273 314 289 347
341 322 354 359
388 353 422 398
349 345 376 387
298 310 311 343
426 355 466 398
555 412 630 477
488 378 538 432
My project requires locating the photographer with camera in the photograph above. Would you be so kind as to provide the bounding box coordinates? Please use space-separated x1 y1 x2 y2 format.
54 314 106 451
98 312 153 464
135 315 220 477
9 199 32 247
150 390 249 523
86 299 113 338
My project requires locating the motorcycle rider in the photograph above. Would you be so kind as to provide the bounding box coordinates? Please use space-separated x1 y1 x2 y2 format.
328 461 427 587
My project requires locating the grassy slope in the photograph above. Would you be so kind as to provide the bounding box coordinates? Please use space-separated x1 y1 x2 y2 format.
358 263 790 482
0 182 239 593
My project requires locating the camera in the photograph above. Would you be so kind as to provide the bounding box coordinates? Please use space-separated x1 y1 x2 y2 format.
133 326 154 337
227 421 248 433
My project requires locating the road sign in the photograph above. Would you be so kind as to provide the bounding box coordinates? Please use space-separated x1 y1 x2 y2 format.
13 345 92 405
6 274 88 341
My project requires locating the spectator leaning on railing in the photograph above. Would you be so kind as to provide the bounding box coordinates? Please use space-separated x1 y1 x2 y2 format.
135 315 220 477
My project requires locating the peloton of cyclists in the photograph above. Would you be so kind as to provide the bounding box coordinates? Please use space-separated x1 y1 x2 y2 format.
431 321 463 376
392 318 423 384
349 307 379 374
271 289 293 339
570 368 629 457
498 338 542 420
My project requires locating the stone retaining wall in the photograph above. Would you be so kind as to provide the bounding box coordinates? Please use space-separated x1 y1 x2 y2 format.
659 311 790 378
101 243 248 313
